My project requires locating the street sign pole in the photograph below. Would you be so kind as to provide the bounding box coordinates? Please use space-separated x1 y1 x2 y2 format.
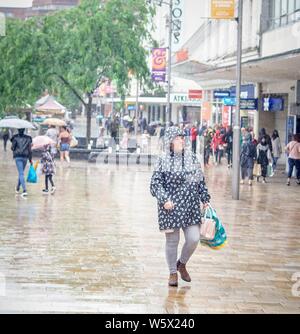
232 0 243 200
166 0 173 125
135 78 139 136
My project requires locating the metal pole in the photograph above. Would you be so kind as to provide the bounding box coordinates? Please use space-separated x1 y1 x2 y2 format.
232 0 243 200
166 0 173 126
135 78 139 136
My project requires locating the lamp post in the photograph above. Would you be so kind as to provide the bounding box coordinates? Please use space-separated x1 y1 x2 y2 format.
148 0 173 126
232 0 243 200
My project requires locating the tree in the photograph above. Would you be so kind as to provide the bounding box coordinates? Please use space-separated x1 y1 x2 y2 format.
0 0 155 144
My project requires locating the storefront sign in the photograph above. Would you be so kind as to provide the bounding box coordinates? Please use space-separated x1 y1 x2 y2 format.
241 99 257 110
214 90 231 99
171 94 201 105
172 0 185 52
151 48 167 82
176 49 189 63
188 90 203 100
223 97 236 106
230 84 255 98
223 98 257 110
211 0 235 19
263 97 284 112
127 105 136 111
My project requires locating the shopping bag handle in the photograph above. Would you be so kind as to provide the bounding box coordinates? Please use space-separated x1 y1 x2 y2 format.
204 204 214 219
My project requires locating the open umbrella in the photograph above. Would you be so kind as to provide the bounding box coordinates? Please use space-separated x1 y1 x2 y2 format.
32 136 55 150
42 118 66 127
0 118 35 129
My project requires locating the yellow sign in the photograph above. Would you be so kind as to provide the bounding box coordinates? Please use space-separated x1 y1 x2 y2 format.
211 0 235 19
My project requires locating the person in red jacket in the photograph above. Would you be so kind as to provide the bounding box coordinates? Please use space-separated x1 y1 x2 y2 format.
190 124 198 154
211 130 224 165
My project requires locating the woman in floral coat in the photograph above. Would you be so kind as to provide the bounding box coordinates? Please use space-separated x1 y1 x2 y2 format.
150 127 211 287
41 145 56 194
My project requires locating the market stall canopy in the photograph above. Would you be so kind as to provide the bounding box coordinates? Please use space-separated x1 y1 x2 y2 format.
35 95 66 115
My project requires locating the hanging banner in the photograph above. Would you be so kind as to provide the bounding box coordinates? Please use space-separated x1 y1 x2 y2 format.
172 0 185 52
201 102 212 122
211 0 235 19
151 48 167 82
222 106 230 127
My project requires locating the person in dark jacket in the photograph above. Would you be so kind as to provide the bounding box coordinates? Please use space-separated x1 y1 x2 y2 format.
2 128 12 151
203 129 213 167
257 135 272 183
224 126 233 168
150 126 211 287
11 129 32 197
240 133 257 186
259 128 272 153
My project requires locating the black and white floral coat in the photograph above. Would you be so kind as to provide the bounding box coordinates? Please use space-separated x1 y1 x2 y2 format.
150 127 211 231
41 150 56 175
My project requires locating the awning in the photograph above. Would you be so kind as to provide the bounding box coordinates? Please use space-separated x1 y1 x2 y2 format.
173 49 300 86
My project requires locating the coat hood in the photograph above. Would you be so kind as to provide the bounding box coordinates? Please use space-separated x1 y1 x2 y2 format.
164 126 185 148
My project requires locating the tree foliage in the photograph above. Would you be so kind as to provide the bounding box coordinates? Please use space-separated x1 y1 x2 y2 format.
0 0 155 139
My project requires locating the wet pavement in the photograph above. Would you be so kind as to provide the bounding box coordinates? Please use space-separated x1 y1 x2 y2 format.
0 145 299 314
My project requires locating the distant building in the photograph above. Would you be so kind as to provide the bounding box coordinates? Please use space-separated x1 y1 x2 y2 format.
0 0 80 19
30 0 80 17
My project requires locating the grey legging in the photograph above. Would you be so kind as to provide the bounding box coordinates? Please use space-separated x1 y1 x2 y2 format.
165 224 200 274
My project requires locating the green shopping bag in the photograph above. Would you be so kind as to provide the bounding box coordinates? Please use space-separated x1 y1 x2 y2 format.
200 204 227 250
267 163 273 177
27 164 38 184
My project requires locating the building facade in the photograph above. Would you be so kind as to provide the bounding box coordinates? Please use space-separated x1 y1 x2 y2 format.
166 0 300 152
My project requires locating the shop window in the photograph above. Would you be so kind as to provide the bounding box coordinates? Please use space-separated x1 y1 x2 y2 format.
269 0 300 29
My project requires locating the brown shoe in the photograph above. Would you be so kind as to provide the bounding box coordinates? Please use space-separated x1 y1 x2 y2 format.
177 260 191 282
168 273 178 287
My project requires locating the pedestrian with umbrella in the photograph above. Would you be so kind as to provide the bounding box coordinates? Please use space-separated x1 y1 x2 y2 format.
32 136 56 194
0 118 35 198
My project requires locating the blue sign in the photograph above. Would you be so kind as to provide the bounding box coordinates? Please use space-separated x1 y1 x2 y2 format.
223 98 257 110
223 97 236 106
263 97 284 112
230 84 255 98
240 98 257 110
286 116 295 144
214 91 231 99
127 105 136 111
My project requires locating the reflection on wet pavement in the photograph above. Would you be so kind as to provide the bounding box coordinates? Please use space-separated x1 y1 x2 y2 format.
0 148 299 314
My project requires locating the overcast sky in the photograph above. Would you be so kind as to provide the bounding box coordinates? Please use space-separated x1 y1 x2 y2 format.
0 0 33 7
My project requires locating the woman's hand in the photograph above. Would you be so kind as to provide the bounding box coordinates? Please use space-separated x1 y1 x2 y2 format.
202 202 210 210
164 201 174 210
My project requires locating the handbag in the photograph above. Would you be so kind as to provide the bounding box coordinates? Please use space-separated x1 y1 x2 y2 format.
27 164 38 184
200 206 216 241
253 163 261 176
70 136 78 148
267 163 273 177
200 204 227 250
